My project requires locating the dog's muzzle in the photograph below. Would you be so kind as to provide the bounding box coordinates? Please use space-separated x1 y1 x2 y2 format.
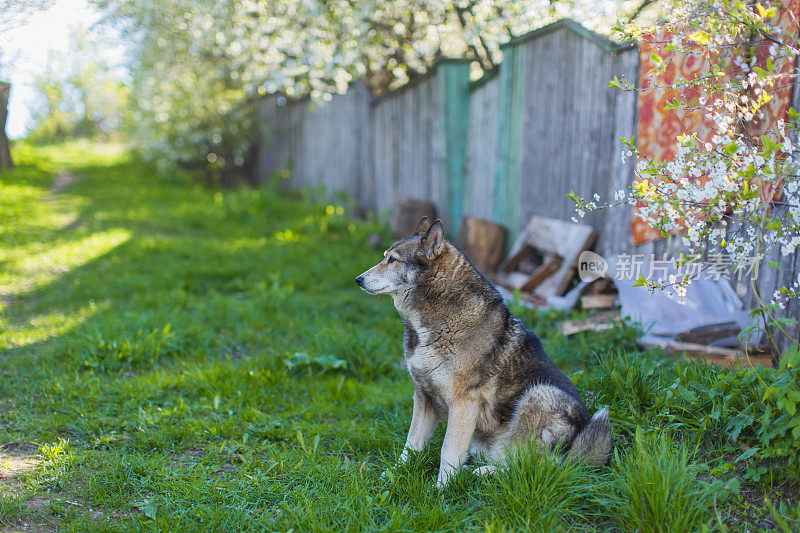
355 275 365 287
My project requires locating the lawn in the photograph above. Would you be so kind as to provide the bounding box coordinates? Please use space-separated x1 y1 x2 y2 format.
0 143 798 531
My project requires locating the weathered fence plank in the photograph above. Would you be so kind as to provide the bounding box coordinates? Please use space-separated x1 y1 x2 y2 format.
256 83 371 207
601 47 639 257
491 42 526 243
464 73 499 222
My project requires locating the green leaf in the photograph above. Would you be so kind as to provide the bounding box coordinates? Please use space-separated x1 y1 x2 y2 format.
675 385 697 402
727 414 755 441
734 447 760 463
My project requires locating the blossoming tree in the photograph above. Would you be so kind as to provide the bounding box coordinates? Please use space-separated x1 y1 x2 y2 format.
572 0 800 353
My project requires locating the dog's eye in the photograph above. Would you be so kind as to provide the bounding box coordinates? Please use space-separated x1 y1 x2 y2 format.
387 256 396 264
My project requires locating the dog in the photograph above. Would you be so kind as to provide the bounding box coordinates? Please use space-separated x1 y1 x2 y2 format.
356 217 611 487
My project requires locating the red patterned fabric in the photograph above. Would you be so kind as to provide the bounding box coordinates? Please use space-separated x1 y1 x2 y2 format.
633 29 718 244
747 0 799 139
632 1 799 245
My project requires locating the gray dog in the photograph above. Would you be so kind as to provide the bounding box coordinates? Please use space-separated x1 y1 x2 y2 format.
357 217 611 487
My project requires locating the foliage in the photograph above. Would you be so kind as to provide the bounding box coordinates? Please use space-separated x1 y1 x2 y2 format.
1 143 798 530
0 0 55 94
574 348 800 484
760 346 800 469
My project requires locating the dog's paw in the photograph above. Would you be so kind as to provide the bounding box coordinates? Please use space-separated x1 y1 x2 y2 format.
472 465 497 476
435 471 451 489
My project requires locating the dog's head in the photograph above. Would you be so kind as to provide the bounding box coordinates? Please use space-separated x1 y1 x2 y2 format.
355 217 445 295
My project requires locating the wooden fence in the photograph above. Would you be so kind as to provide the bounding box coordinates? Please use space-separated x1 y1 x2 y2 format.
255 18 800 350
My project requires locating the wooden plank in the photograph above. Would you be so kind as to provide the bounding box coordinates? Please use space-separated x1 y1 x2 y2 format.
437 61 471 233
637 335 775 368
465 76 499 222
559 312 620 335
505 215 597 297
601 47 638 257
521 255 563 291
582 294 620 310
492 42 526 244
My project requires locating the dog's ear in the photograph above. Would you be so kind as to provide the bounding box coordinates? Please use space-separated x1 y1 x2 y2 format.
413 216 431 236
420 219 445 260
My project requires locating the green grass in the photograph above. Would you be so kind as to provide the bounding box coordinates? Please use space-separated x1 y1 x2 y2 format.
0 142 798 531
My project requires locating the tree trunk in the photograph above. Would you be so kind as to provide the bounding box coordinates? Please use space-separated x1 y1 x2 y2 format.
0 82 12 171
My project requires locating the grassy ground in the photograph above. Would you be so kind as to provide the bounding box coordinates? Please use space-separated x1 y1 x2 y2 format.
0 143 798 532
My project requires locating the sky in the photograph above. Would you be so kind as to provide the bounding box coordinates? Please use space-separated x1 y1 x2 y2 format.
2 0 125 139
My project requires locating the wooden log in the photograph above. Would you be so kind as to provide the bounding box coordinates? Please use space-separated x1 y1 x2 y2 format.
391 198 437 238
0 82 12 171
675 321 741 345
456 216 507 274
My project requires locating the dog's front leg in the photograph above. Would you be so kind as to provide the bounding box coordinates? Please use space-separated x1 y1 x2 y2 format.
436 401 479 488
398 389 440 464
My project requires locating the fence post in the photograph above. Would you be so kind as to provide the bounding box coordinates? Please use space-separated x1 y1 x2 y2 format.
492 43 527 247
436 60 471 235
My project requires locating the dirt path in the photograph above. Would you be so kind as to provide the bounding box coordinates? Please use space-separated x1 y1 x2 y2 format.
0 445 56 533
49 171 78 194
46 171 81 231
0 171 82 316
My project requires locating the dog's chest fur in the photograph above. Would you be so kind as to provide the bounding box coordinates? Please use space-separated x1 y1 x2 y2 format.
401 316 457 406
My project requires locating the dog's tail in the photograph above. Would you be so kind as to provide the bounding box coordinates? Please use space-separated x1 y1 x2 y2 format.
568 408 612 466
